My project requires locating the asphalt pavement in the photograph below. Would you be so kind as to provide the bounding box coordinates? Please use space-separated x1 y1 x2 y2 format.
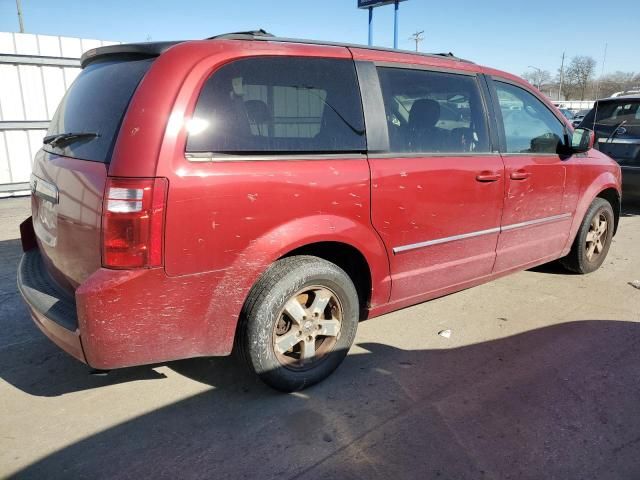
1 196 639 479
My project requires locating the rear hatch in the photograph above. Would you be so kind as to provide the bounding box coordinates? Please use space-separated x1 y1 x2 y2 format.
585 99 640 167
31 57 153 295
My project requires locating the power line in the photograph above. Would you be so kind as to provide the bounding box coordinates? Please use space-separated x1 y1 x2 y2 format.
409 30 424 52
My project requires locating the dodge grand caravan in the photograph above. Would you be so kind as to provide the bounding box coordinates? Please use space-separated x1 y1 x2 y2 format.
18 31 621 391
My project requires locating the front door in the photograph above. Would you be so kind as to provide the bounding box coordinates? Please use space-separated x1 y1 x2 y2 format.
368 65 504 303
490 79 573 272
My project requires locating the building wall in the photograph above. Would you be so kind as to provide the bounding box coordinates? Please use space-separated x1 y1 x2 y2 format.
0 32 119 195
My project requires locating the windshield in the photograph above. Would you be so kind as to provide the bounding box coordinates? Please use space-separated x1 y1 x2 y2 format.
44 58 153 163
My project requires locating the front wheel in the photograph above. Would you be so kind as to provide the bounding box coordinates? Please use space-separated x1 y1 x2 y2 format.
560 198 615 274
238 256 359 392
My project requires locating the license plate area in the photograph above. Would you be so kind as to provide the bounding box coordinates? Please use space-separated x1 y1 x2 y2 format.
31 175 59 248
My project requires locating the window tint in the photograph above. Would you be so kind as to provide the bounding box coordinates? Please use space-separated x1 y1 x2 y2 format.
495 81 566 154
186 57 365 154
376 67 490 154
45 58 153 163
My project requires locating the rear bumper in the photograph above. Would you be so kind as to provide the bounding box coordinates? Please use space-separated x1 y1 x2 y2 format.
17 241 237 370
17 249 86 363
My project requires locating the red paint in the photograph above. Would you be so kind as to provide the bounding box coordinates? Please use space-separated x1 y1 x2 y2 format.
30 150 107 294
369 154 505 302
20 39 622 369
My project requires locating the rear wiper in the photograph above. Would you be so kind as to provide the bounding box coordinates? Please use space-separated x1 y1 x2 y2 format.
605 120 627 144
43 132 99 147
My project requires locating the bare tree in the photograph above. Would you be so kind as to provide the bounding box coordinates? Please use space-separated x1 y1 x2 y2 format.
597 71 640 97
564 56 597 100
522 69 552 90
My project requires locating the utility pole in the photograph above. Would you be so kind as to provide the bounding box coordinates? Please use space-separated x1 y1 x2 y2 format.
15 0 25 33
409 30 424 52
558 51 565 101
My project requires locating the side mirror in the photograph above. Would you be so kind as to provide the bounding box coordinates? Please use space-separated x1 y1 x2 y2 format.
571 128 594 153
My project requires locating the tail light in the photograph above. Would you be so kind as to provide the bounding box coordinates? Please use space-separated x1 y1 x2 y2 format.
102 177 168 269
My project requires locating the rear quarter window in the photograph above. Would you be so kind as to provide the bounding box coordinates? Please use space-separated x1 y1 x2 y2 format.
186 57 366 154
45 58 153 163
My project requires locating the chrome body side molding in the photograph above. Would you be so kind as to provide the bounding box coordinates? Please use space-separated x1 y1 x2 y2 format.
393 212 572 254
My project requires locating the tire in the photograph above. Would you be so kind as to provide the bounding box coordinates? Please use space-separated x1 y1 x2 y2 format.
560 198 614 274
237 255 359 392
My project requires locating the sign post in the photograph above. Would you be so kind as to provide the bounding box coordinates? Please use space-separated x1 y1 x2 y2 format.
358 0 407 48
393 0 398 49
368 7 373 46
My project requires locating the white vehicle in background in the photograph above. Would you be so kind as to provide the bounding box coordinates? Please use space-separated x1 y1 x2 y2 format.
611 89 640 98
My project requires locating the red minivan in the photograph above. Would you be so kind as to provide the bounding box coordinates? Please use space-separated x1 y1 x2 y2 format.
18 32 621 391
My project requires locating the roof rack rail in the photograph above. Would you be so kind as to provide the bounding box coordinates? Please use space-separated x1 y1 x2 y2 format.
433 52 457 58
206 29 275 40
204 32 473 63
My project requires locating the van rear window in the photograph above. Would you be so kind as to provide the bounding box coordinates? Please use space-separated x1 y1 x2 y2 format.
44 58 153 163
186 57 366 154
584 101 640 126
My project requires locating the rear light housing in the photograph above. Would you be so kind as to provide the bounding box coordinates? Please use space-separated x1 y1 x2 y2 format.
102 177 168 269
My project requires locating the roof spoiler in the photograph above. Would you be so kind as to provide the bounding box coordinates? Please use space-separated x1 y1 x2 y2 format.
80 41 183 68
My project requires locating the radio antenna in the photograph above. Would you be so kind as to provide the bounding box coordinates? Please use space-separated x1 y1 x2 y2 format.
592 43 608 131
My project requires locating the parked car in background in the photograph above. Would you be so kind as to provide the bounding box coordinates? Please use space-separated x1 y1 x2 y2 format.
559 108 575 121
573 108 592 127
581 96 640 200
17 32 622 392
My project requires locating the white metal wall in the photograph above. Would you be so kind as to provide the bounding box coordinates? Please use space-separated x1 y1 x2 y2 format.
0 32 119 195
553 100 596 110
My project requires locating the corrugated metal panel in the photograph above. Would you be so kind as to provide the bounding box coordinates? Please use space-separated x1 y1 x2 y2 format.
0 32 120 196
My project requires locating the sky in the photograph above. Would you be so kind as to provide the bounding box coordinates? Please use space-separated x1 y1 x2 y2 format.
1 0 638 78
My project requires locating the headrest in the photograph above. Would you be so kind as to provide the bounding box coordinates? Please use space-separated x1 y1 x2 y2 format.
409 99 441 129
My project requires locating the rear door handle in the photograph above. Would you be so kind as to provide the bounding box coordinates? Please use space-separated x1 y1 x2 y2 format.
475 171 501 182
510 170 532 180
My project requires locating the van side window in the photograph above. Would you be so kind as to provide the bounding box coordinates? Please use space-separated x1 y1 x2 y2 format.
186 57 365 154
376 67 490 154
494 81 566 154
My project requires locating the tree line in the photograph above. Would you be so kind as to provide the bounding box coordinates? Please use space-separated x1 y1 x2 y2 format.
521 56 640 101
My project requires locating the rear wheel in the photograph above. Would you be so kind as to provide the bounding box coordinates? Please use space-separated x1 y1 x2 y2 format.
238 256 359 392
560 198 614 274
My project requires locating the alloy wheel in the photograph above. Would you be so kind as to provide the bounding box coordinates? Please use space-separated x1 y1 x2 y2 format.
585 212 608 262
272 286 342 370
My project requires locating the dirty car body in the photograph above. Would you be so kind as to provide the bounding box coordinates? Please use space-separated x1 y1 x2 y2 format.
18 33 621 386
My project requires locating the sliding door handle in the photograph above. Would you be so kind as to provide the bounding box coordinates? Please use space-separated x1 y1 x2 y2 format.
510 170 532 180
476 171 501 182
